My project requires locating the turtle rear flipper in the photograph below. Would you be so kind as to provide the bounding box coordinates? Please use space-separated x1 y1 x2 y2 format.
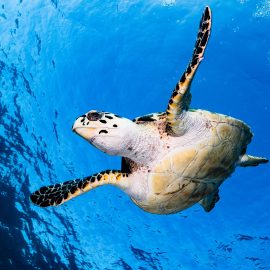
166 6 212 136
30 170 129 207
199 189 220 212
239 154 268 167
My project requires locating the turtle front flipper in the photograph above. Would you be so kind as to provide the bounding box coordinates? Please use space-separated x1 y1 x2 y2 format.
30 170 129 207
166 6 212 136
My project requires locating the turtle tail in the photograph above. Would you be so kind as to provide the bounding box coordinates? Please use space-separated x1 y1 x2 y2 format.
30 170 129 207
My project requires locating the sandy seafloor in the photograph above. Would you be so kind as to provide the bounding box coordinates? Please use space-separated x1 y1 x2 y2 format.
0 0 269 269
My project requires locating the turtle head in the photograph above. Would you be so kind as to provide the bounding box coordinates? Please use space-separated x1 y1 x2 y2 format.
72 110 136 155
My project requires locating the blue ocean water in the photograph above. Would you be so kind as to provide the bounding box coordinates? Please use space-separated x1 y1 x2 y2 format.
0 0 269 269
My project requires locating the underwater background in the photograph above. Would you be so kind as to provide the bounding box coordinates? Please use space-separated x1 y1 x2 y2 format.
0 0 269 269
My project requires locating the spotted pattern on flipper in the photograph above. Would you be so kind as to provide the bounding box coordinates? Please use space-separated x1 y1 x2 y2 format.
133 112 166 123
30 170 129 207
166 6 212 136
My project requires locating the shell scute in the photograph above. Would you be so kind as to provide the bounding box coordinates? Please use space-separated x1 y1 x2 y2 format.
197 142 235 180
184 145 210 178
216 122 233 141
170 148 198 176
149 173 177 195
207 127 221 147
154 157 172 173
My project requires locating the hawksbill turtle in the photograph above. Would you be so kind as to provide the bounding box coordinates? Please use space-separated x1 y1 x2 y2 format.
30 7 268 214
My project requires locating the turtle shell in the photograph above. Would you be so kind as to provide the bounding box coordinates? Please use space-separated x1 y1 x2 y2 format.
132 112 253 214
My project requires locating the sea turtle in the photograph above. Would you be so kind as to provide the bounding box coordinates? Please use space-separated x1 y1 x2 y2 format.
30 7 268 214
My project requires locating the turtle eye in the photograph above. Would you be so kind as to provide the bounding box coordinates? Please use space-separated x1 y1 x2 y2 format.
86 112 101 121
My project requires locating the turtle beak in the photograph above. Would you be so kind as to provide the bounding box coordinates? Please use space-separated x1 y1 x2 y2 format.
72 116 97 141
73 127 96 140
72 116 83 132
